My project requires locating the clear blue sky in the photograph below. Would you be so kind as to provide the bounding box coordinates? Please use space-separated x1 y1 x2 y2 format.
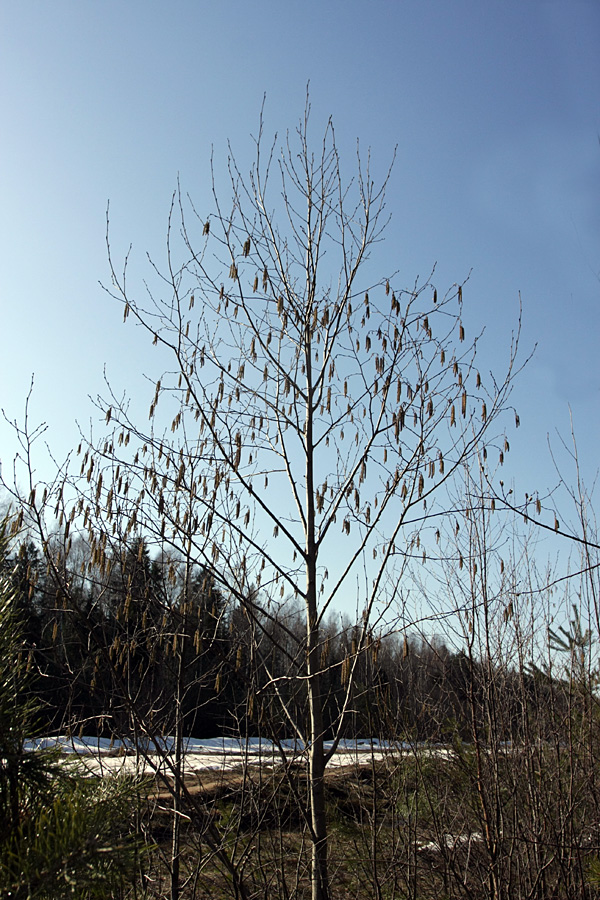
1 0 599 533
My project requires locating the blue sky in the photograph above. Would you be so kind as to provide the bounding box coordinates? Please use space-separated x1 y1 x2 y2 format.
1 0 599 541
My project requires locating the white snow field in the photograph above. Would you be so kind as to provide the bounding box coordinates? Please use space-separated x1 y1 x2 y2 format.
25 736 427 778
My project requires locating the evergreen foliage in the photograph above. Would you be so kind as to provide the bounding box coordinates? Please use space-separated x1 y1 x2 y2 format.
0 518 141 899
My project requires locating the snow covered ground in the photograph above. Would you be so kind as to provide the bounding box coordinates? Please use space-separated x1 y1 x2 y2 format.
25 735 424 778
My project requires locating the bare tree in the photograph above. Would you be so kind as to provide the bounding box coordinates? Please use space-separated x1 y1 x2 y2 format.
415 454 600 900
6 100 521 900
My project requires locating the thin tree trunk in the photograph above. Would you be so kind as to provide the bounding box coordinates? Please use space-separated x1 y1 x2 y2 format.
307 622 328 900
305 357 329 900
171 633 184 900
171 546 190 900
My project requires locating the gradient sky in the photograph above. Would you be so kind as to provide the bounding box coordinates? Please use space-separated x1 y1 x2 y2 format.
1 1 599 543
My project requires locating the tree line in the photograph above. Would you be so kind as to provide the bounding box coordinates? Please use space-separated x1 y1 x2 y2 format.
3 530 550 747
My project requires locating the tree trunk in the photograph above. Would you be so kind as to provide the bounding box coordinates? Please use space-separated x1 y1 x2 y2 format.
308 672 329 900
171 626 185 900
306 564 328 900
305 367 329 900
